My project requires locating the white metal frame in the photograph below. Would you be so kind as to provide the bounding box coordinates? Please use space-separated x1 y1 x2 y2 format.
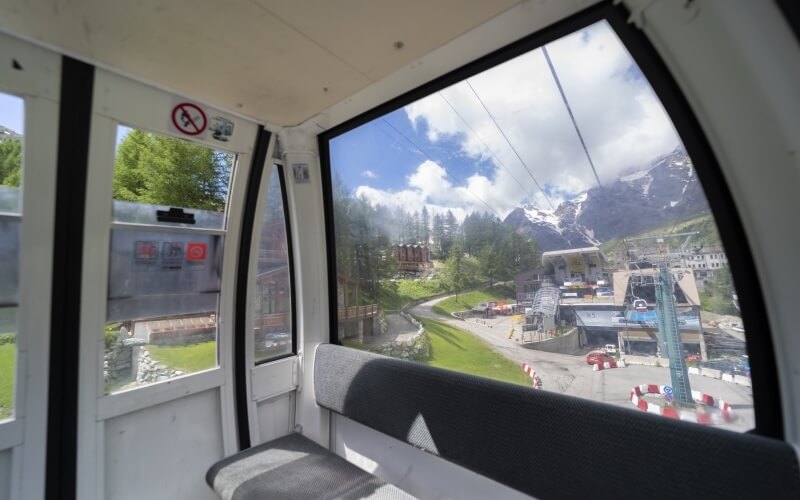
241 149 303 446
0 32 61 500
623 0 800 444
76 67 260 499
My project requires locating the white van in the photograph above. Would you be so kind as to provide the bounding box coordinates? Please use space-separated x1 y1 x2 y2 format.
472 302 490 313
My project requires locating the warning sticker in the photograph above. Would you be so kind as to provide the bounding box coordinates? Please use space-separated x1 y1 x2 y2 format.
135 241 159 263
170 101 207 137
161 242 185 267
209 116 234 142
186 242 207 261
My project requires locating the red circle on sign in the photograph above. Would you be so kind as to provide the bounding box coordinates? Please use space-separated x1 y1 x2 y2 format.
171 102 207 136
187 243 207 261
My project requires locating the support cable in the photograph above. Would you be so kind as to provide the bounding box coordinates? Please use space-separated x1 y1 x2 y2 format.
379 118 504 220
542 45 603 188
437 91 534 201
465 80 556 210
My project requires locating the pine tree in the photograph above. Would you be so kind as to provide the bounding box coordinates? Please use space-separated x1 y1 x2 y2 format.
113 130 231 211
0 138 22 187
420 206 431 245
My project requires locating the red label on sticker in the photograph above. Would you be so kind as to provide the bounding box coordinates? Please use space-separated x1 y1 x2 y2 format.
186 243 207 261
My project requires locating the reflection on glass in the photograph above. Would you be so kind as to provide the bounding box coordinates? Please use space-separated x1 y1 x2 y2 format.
327 21 752 431
0 308 17 420
105 127 233 393
112 126 234 229
253 166 293 363
0 91 23 420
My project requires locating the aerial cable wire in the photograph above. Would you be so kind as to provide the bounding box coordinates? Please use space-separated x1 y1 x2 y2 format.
437 91 534 201
378 118 504 220
465 80 556 210
541 45 603 189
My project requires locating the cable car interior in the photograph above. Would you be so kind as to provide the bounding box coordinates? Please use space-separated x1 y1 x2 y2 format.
1 1 799 499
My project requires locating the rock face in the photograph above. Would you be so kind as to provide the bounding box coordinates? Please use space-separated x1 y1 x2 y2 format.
0 125 21 140
503 148 709 250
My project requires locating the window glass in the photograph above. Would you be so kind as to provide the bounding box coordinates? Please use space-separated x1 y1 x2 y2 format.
111 127 232 229
253 165 293 363
104 126 235 394
327 20 751 431
0 92 23 420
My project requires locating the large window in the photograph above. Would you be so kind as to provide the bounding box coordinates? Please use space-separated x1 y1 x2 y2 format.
104 126 235 394
0 92 23 421
325 20 752 431
253 165 293 363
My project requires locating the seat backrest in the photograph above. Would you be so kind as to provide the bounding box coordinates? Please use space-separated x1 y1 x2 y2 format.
314 343 800 500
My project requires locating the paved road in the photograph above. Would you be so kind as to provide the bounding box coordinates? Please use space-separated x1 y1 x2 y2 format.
411 296 754 432
363 312 418 346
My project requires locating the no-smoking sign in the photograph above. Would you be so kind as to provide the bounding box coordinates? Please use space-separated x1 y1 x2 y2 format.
170 102 207 137
186 242 207 261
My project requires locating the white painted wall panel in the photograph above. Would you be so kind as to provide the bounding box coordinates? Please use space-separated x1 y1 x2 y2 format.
104 389 223 500
0 449 10 500
256 392 295 446
333 415 530 500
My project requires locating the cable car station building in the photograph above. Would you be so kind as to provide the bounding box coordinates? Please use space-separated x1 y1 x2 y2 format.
515 248 707 359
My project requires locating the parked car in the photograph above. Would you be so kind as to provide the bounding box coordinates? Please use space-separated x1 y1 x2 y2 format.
604 344 617 355
586 351 614 365
264 332 291 350
595 287 613 297
472 302 490 313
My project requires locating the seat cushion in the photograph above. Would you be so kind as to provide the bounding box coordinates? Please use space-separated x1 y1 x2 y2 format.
206 433 416 500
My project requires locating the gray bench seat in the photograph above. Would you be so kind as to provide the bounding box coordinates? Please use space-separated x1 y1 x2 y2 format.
206 432 416 500
209 344 800 500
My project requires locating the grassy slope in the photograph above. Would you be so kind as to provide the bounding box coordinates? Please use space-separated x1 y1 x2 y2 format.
432 286 515 315
0 344 14 419
421 318 530 387
600 214 722 257
147 341 216 373
378 279 446 310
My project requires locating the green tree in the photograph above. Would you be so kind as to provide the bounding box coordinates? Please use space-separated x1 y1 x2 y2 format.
113 130 231 211
419 206 430 245
701 267 737 315
0 138 22 187
431 212 445 258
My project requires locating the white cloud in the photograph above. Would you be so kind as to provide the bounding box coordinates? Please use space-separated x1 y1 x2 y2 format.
355 160 483 222
401 20 681 218
361 169 377 179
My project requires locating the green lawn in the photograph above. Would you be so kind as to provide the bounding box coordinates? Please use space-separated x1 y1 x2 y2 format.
420 318 530 387
378 279 446 310
147 341 217 373
433 287 515 315
0 344 15 420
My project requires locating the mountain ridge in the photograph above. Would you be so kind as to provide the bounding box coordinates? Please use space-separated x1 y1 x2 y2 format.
503 148 710 251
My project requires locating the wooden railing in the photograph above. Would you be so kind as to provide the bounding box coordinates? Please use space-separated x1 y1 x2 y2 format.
255 312 290 329
338 304 380 321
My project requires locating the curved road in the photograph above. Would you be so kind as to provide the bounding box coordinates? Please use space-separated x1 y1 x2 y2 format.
411 295 754 432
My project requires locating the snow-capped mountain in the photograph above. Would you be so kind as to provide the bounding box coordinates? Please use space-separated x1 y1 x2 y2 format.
0 126 21 140
503 148 709 251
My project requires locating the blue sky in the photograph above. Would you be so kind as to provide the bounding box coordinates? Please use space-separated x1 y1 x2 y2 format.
329 21 681 221
0 92 24 135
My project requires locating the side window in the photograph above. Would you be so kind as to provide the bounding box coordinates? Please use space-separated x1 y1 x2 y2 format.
0 92 23 420
325 20 752 431
253 165 294 363
104 126 235 394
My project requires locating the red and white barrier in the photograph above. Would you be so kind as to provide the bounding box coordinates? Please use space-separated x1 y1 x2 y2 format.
592 360 626 371
521 363 542 389
629 384 734 424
